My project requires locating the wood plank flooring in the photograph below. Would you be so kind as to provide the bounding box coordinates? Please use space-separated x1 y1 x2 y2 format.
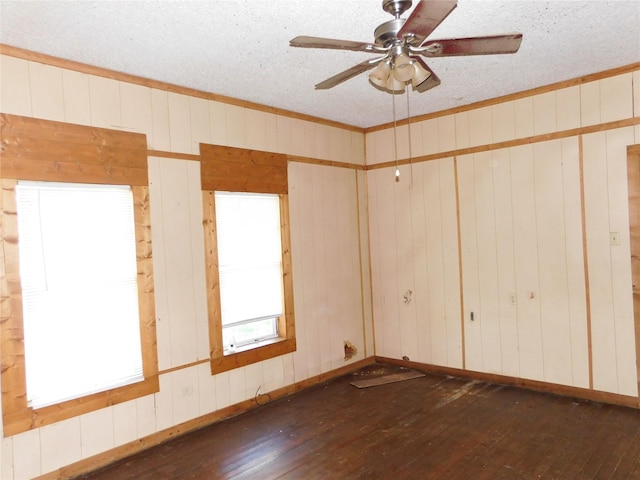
76 364 640 479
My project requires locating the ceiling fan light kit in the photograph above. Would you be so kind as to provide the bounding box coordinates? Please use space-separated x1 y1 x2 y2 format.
290 0 523 95
368 51 433 93
290 0 523 183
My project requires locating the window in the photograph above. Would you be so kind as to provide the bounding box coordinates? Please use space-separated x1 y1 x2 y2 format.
0 113 158 436
16 181 143 408
200 143 296 374
216 192 283 352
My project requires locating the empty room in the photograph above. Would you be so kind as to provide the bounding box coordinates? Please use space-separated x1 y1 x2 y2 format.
1 0 640 478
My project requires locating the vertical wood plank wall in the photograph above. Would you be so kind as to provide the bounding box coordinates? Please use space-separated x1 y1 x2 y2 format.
0 53 368 479
0 50 638 479
367 70 640 397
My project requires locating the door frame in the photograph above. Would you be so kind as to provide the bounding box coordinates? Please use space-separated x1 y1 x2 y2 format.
627 144 640 405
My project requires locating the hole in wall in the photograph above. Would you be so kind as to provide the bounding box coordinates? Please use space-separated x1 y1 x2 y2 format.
344 341 357 360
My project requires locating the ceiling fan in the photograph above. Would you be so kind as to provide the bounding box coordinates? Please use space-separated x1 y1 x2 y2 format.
290 0 522 94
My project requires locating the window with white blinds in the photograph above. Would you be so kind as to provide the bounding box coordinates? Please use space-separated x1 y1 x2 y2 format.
15 181 143 408
214 192 283 350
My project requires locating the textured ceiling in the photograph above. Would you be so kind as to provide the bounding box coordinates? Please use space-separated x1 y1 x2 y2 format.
1 0 639 129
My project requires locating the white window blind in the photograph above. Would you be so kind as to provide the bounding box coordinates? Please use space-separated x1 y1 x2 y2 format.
15 181 143 408
215 192 283 345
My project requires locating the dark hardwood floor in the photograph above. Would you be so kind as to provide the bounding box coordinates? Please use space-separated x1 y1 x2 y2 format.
77 364 640 479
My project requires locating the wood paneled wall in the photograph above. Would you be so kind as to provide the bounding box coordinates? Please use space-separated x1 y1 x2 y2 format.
0 52 368 480
0 54 365 164
583 128 636 394
368 160 462 368
288 163 365 377
0 46 638 479
458 140 589 386
367 69 640 399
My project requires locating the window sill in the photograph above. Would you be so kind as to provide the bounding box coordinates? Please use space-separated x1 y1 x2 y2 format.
224 336 283 355
211 337 296 374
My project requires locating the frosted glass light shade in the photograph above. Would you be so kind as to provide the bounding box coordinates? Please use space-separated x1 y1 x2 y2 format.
369 60 392 89
386 74 406 93
393 54 415 82
411 60 432 89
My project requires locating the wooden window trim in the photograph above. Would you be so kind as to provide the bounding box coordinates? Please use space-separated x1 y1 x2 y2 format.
0 114 158 437
200 144 296 374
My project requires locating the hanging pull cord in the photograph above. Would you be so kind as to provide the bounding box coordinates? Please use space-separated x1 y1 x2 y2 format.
392 90 400 183
406 85 413 185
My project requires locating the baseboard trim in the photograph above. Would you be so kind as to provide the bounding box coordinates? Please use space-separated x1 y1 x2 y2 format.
376 356 639 409
37 356 376 480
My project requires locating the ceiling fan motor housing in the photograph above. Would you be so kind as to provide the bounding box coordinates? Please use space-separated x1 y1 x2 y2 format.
374 18 406 47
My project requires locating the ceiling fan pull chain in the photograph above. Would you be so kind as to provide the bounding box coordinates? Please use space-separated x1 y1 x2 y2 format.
393 90 400 183
406 86 413 185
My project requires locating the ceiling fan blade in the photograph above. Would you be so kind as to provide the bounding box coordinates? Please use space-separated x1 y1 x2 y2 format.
412 57 441 93
420 34 523 56
397 0 457 42
290 36 377 52
315 60 378 90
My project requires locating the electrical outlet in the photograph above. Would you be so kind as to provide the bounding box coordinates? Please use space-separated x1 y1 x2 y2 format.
181 385 194 397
